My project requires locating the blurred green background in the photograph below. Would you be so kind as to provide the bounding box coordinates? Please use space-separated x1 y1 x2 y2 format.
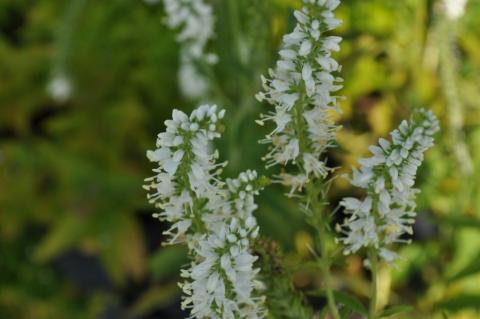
1 0 480 318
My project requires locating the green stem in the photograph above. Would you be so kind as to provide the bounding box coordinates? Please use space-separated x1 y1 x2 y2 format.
438 16 472 176
226 0 244 66
55 0 87 73
227 99 255 170
319 225 341 319
368 248 378 319
196 59 233 107
307 184 340 319
290 88 340 318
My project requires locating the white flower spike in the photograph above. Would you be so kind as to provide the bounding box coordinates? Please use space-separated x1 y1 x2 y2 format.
145 104 225 244
257 0 343 196
162 0 218 99
338 109 439 263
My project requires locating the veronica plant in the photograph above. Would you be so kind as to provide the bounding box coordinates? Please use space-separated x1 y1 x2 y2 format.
145 0 441 318
145 105 266 318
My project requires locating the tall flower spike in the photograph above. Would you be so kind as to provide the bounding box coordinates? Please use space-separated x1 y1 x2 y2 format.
338 109 439 263
144 104 225 244
163 0 218 99
256 0 343 195
180 170 267 319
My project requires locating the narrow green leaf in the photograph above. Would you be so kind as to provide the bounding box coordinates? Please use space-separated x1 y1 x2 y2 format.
448 254 480 282
333 291 368 316
379 305 413 318
319 306 329 319
339 306 352 319
130 283 179 316
436 295 480 312
33 215 87 262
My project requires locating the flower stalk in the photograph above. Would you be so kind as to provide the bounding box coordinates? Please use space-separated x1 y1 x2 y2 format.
256 0 343 193
257 0 344 316
368 248 378 319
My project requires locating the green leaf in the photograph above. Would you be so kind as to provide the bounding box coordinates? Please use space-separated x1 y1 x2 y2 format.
33 215 87 262
379 305 413 318
149 245 188 280
129 283 179 316
435 295 480 312
333 291 367 316
339 306 352 319
319 306 329 319
448 254 480 282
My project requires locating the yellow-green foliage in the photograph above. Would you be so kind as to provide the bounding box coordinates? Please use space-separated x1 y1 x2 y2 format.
1 0 480 318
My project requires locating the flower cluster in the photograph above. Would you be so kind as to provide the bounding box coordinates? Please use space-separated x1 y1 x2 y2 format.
180 170 266 319
337 109 439 262
146 106 265 318
181 220 263 319
144 105 225 244
163 0 218 99
256 0 343 195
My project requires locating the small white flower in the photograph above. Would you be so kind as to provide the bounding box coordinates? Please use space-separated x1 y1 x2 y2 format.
47 73 72 102
444 0 468 20
303 153 328 178
275 173 309 196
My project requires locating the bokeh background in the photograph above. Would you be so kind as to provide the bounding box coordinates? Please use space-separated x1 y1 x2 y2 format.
1 0 480 318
